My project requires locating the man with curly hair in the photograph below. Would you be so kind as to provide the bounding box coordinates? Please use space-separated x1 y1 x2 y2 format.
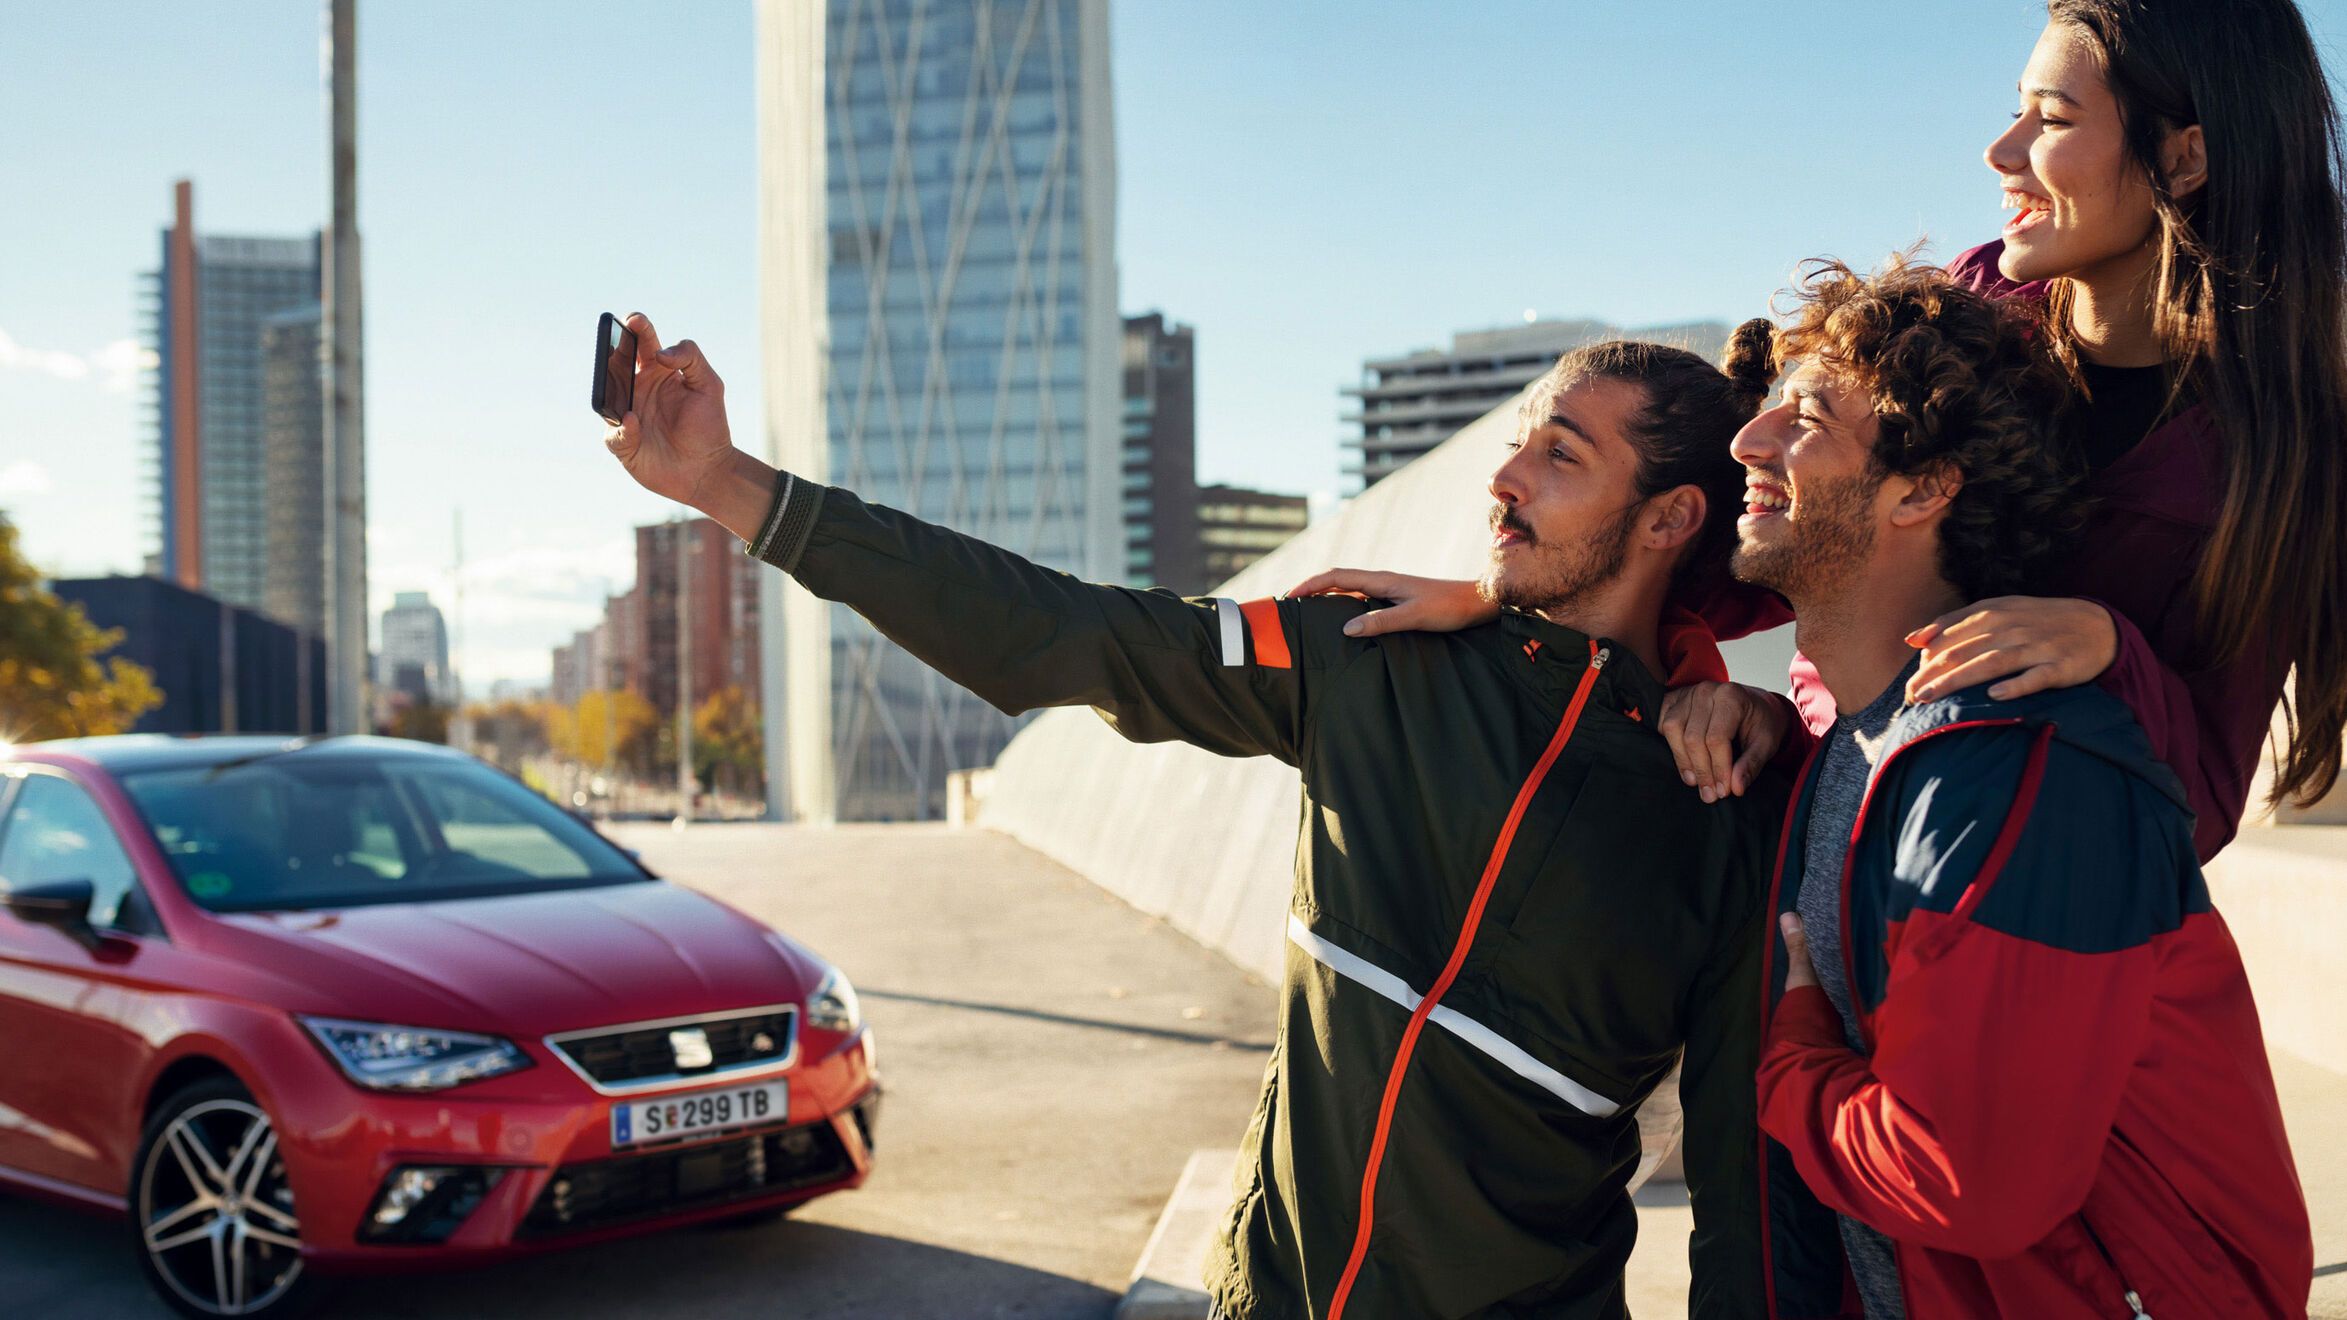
1729 257 2308 1317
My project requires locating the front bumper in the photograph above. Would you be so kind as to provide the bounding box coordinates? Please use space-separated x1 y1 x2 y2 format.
262 1021 879 1273
517 1106 863 1239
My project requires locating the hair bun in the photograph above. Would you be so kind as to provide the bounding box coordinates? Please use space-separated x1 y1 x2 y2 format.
1723 317 1778 400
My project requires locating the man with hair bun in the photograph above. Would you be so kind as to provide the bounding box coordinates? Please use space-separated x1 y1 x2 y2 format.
604 310 1782 1317
1728 256 2310 1317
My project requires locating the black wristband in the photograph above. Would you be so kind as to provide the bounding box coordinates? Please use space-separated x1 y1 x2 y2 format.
746 470 794 560
744 472 824 574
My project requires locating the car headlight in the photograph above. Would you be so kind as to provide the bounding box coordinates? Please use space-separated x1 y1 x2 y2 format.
298 1016 532 1091
807 966 861 1035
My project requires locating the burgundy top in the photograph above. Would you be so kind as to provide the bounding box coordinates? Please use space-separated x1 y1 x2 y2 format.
1693 240 2281 862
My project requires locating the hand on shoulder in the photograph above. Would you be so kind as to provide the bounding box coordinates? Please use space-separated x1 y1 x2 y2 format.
1286 569 1497 638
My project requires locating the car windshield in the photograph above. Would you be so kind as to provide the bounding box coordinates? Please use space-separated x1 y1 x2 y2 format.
117 753 647 913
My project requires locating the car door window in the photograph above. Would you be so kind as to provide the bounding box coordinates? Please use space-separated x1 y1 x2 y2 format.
0 775 142 929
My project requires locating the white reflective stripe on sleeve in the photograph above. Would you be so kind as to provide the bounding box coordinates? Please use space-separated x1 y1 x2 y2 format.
1216 597 1245 667
1285 914 1621 1119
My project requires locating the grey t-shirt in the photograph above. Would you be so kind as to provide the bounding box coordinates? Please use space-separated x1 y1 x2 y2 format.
1795 658 1918 1320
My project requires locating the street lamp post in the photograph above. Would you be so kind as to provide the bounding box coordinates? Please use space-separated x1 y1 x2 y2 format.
322 0 368 736
676 517 694 819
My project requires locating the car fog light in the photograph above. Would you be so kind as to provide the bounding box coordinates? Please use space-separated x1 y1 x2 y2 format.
372 1168 441 1227
360 1165 507 1244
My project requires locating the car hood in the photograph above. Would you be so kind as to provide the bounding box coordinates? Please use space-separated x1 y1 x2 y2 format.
205 880 824 1038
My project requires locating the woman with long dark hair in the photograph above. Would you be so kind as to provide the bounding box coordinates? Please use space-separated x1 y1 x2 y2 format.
1298 0 2347 864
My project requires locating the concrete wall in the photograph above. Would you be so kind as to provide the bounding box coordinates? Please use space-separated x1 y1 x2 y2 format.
2206 829 2347 1075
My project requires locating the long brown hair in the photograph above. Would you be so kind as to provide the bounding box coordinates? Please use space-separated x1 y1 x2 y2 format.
2047 0 2347 808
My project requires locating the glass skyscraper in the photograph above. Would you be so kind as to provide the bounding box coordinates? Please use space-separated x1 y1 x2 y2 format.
758 0 1119 821
143 181 323 620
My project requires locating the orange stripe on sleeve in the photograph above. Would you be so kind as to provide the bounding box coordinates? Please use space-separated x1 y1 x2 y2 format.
1240 598 1292 669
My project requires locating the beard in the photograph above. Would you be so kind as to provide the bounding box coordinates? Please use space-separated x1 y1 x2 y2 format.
1478 502 1640 617
1729 471 1880 601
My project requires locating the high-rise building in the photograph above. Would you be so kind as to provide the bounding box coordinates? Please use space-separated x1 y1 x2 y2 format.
758 0 1121 821
142 180 324 615
550 622 607 709
1343 318 1733 489
1120 312 1201 593
1196 484 1309 586
630 519 763 722
261 304 327 637
550 519 762 719
607 589 644 698
378 591 452 706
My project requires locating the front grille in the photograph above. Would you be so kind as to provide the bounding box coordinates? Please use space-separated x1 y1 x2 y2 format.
520 1121 852 1238
549 1005 796 1089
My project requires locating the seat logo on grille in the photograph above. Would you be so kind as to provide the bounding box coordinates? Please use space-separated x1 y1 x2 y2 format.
669 1026 715 1070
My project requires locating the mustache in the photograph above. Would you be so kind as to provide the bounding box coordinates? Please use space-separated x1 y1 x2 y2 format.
1489 506 1535 543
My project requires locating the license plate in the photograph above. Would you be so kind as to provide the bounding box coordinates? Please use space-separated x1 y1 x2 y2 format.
610 1080 788 1149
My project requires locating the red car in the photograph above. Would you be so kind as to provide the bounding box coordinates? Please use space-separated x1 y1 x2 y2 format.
0 735 880 1318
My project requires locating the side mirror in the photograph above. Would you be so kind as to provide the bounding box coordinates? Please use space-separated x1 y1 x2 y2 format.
4 878 100 949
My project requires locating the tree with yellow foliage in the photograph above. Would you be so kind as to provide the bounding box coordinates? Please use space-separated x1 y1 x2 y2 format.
551 688 657 774
692 685 763 796
0 514 162 740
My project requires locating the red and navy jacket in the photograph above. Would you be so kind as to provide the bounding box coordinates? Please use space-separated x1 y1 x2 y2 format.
1751 680 2311 1318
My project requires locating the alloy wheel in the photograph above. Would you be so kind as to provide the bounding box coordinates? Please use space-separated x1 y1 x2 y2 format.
137 1098 304 1316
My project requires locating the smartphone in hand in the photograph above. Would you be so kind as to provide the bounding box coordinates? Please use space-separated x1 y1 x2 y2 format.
591 312 638 423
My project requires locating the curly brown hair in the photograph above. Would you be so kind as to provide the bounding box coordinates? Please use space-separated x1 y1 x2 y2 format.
1773 253 2082 601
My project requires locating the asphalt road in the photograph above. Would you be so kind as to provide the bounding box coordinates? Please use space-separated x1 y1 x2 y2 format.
1 823 1278 1319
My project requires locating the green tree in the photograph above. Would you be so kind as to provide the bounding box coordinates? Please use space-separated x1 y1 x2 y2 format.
0 514 162 740
692 685 763 796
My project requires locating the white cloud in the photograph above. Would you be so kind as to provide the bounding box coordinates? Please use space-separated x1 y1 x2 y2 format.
0 325 90 381
0 462 54 499
0 326 157 393
88 338 158 394
367 532 640 695
459 644 560 691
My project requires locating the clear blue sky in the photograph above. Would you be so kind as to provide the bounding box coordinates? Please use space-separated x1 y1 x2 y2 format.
5 1 2342 690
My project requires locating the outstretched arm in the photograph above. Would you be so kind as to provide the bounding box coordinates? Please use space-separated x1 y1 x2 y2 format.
604 316 1338 764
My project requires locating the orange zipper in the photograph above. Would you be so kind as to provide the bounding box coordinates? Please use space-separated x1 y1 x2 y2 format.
1325 641 1608 1319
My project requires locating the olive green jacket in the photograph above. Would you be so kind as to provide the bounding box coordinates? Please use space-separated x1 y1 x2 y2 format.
750 476 1777 1319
